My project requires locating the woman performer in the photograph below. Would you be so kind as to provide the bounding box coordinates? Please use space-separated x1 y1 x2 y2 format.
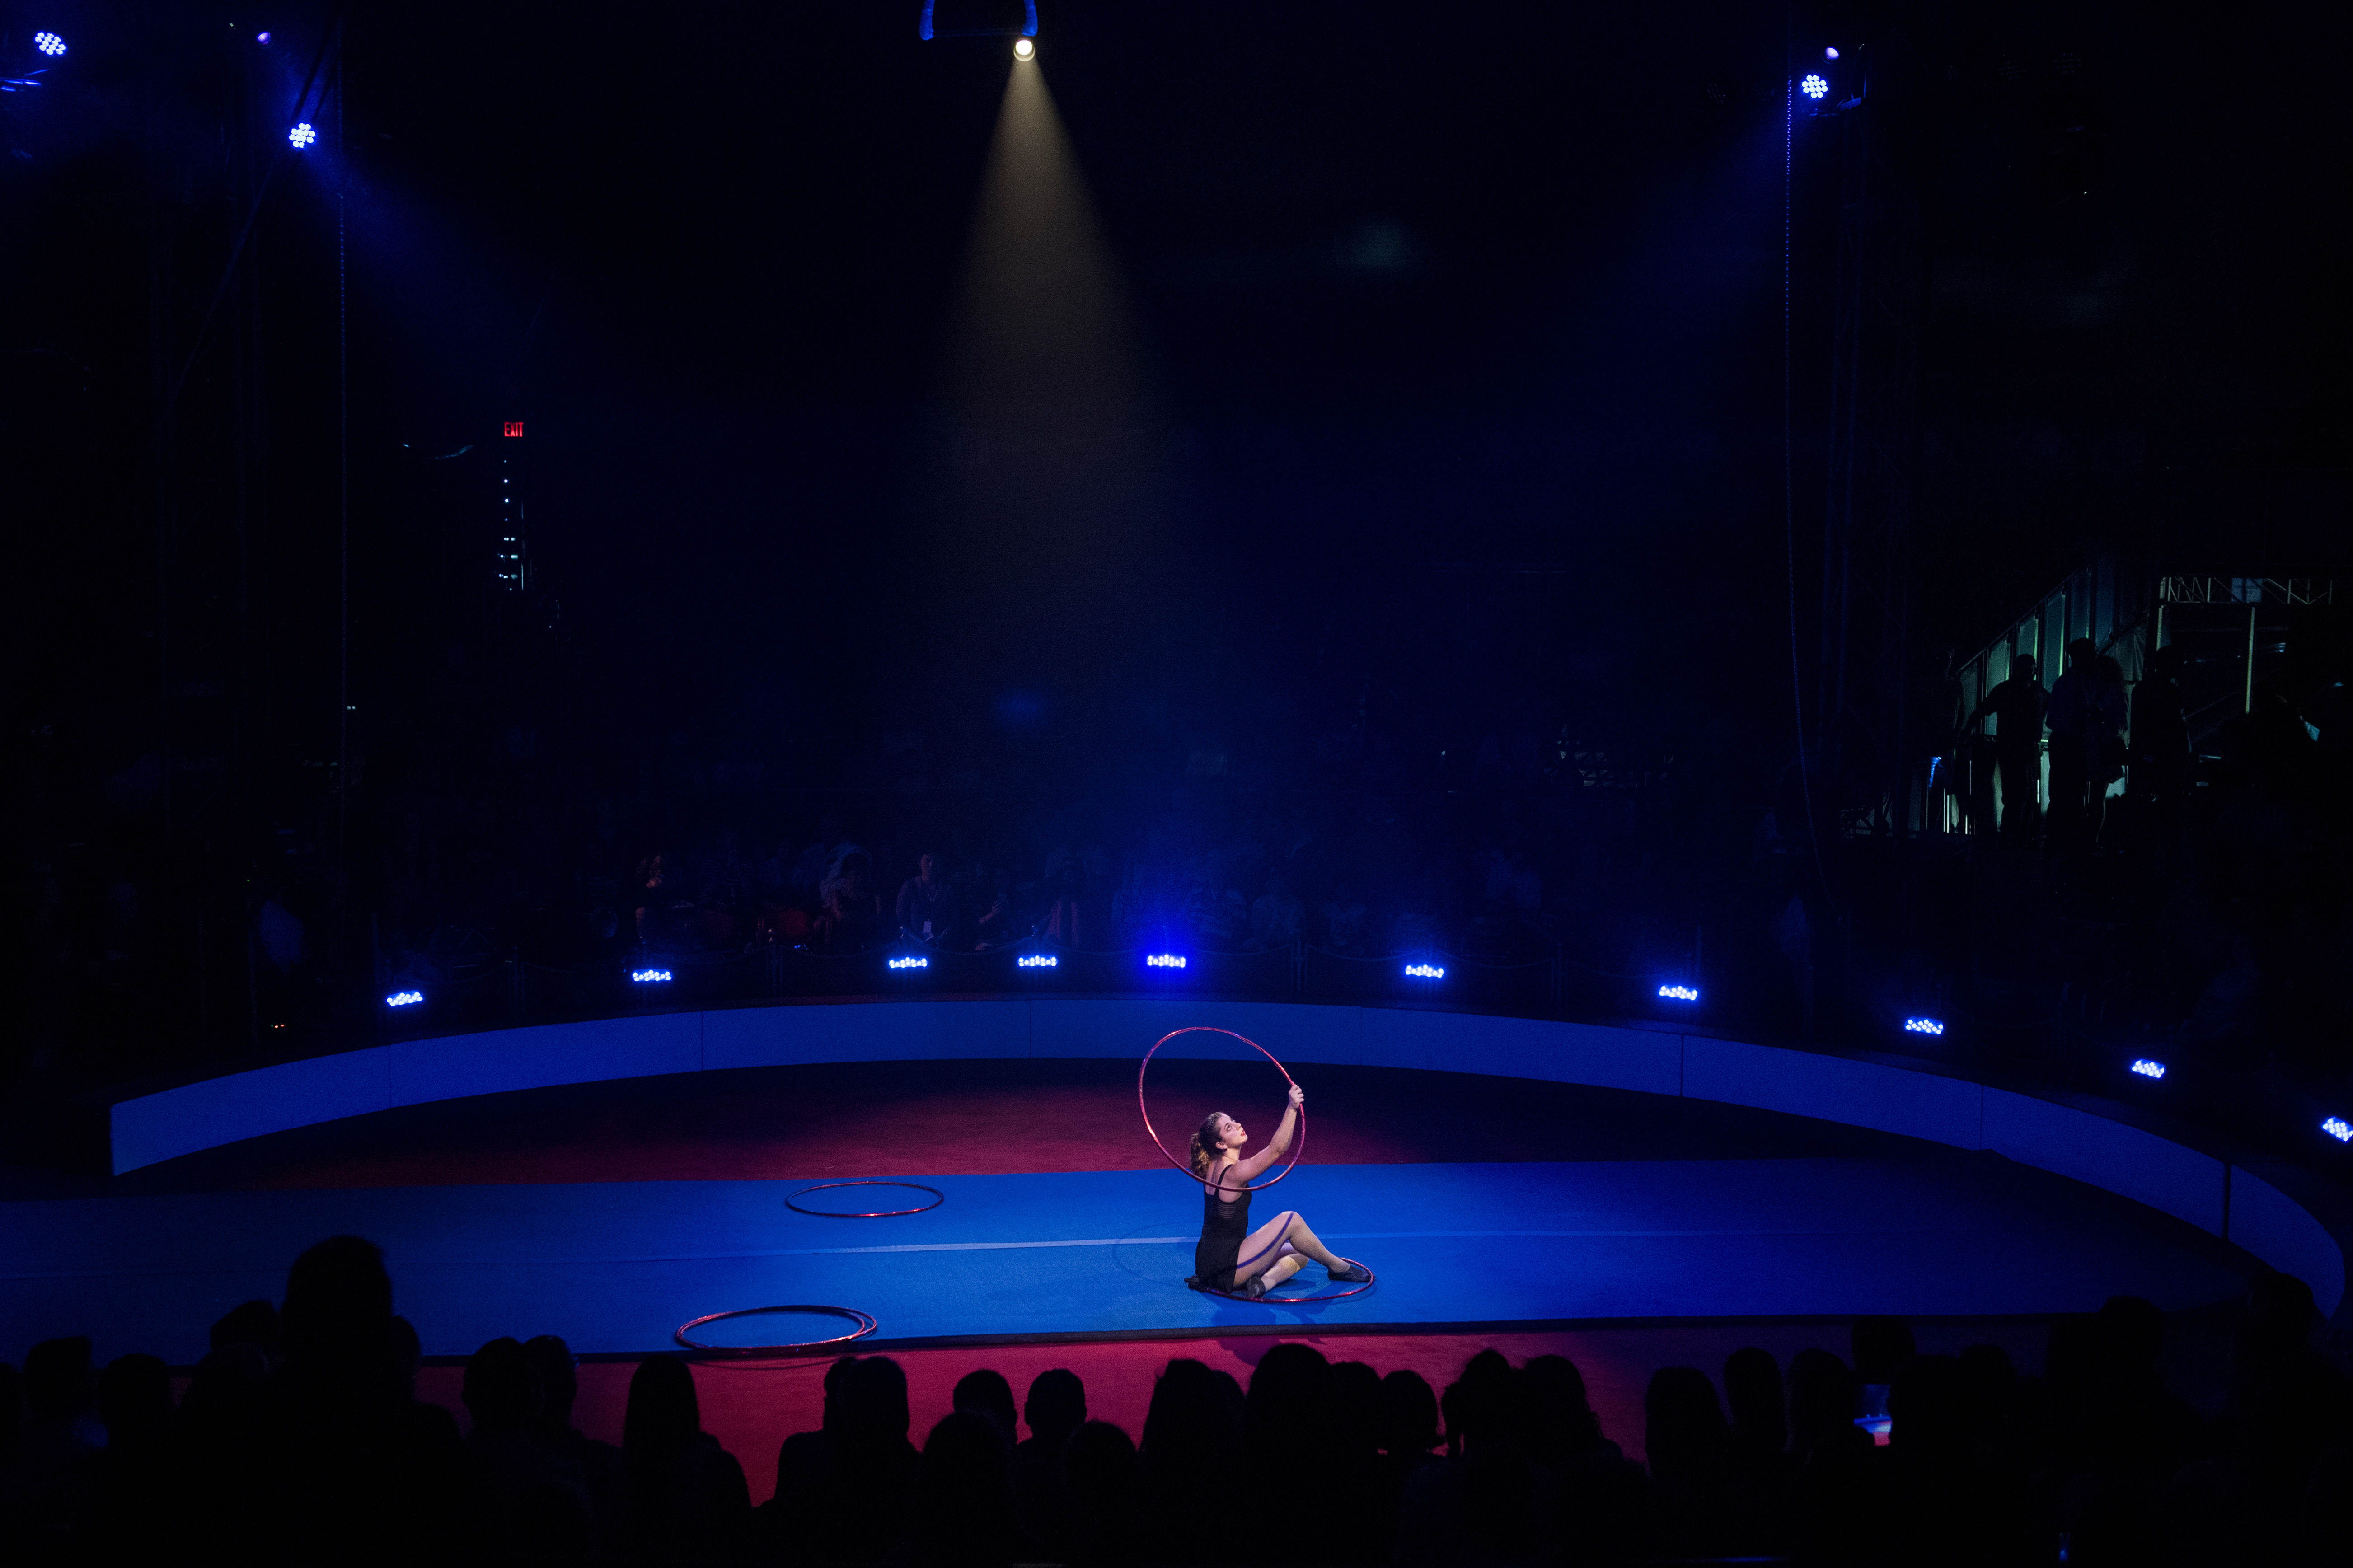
1189 1083 1371 1297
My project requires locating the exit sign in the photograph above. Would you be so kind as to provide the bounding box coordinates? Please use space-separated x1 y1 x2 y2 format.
503 421 525 438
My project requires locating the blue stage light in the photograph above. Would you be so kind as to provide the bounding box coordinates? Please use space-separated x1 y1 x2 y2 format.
1658 984 1700 1002
289 122 317 149
1147 953 1187 969
1403 963 1445 979
34 32 65 56
1824 47 1840 60
385 989 423 1008
1903 1016 1946 1037
1801 74 1829 99
629 968 672 983
1017 954 1057 968
2129 1059 2166 1079
888 956 928 970
2325 1116 2352 1143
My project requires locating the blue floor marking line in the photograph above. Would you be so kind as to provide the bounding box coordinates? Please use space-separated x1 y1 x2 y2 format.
1 1156 2255 1361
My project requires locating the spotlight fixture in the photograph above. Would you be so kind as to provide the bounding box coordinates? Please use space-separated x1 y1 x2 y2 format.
1903 1017 1946 1037
2129 1059 2166 1080
1013 37 1033 60
1403 963 1445 979
1658 984 1700 1002
288 122 317 149
629 968 672 983
2324 1116 2352 1144
888 955 928 970
257 31 272 44
1824 47 1840 60
1800 74 1829 100
1017 953 1057 968
385 990 424 1008
34 32 65 56
1146 953 1187 969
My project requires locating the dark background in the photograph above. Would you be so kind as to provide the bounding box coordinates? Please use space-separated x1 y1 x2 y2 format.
6 3 2347 1133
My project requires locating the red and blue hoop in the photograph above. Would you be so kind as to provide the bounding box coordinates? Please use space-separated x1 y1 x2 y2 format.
1199 1258 1378 1305
784 1180 945 1218
1138 1026 1305 1192
674 1305 877 1356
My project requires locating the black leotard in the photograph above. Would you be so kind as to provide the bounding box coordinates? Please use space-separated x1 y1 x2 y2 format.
1191 1175 1251 1292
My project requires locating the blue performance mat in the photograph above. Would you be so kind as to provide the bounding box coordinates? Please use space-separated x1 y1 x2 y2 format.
1 1155 2253 1364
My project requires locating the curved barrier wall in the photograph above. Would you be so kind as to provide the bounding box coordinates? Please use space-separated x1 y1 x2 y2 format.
111 998 2347 1316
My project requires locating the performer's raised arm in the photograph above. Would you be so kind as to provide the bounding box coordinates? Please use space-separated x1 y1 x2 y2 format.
1187 1083 1369 1298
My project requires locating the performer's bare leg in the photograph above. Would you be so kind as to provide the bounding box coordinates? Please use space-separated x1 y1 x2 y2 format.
1234 1213 1348 1282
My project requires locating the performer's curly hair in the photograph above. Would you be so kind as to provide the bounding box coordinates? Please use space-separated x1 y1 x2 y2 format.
1189 1112 1231 1179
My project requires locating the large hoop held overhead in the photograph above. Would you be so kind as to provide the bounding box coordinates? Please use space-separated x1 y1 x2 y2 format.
1138 1026 1306 1192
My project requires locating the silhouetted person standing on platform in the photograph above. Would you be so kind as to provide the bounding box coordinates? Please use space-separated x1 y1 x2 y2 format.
2047 639 2120 852
2130 646 2192 832
1969 654 2046 842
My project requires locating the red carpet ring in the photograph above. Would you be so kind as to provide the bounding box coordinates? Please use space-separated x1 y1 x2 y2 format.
1204 1258 1377 1305
675 1305 877 1356
1139 1026 1305 1192
785 1180 945 1217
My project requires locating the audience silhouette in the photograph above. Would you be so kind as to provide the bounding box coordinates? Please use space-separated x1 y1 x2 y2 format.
4 1237 2344 1566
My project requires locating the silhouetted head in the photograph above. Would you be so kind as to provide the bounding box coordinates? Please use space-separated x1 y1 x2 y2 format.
2095 1295 2166 1382
282 1235 394 1372
1643 1366 1730 1478
523 1336 580 1438
1523 1353 1604 1453
818 1354 859 1433
1889 1354 1967 1461
178 1343 272 1442
1023 1368 1086 1445
953 1368 1017 1442
1246 1342 1335 1454
22 1337 94 1428
1448 1349 1530 1453
836 1355 911 1450
2014 653 2038 682
0 1364 23 1456
1723 1347 1787 1455
209 1300 285 1361
464 1337 541 1436
2067 637 2097 669
1142 1358 1242 1473
1785 1348 1852 1449
1850 1316 1917 1385
1956 1344 2016 1448
1331 1361 1382 1455
95 1354 173 1446
389 1315 422 1398
1378 1368 1440 1458
622 1353 701 1459
1062 1420 1141 1531
911 1410 1016 1559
